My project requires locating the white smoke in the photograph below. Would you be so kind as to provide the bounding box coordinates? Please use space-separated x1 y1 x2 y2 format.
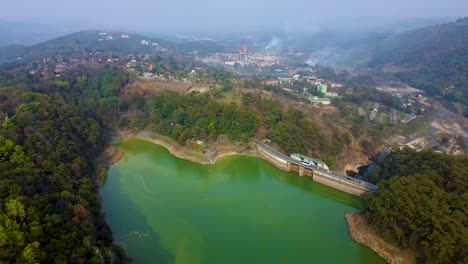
265 36 282 51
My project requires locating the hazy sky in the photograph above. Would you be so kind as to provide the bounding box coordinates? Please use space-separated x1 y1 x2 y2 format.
1 0 467 32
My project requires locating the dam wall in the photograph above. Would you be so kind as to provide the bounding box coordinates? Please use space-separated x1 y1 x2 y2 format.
313 171 369 197
256 145 373 197
257 146 290 171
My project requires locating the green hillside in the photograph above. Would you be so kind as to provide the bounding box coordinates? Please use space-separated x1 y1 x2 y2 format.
369 18 468 109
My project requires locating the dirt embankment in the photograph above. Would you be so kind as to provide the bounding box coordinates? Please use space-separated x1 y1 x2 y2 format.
346 213 416 264
95 145 124 185
118 130 259 165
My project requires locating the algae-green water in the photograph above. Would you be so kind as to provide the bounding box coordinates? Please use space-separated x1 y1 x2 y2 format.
101 138 384 264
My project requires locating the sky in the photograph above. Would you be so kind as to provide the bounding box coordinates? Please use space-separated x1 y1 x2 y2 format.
1 0 467 33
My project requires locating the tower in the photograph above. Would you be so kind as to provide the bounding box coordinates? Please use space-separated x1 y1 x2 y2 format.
239 42 248 64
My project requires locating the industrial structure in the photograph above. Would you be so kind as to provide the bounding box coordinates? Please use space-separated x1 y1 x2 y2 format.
239 42 248 64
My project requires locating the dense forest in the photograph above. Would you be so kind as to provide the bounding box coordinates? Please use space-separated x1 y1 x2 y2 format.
363 148 468 264
0 68 130 263
122 91 349 167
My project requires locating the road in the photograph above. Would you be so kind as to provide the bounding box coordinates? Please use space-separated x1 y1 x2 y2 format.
251 139 378 192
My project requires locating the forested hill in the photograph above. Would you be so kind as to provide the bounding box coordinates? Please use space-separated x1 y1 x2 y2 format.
368 17 468 107
0 68 131 262
363 148 468 263
0 30 174 64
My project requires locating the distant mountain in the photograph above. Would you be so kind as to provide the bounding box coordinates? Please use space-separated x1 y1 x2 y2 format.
0 30 244 67
0 30 175 64
368 17 468 106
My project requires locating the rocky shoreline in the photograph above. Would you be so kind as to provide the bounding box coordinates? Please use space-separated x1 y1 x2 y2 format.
346 213 416 264
118 130 260 165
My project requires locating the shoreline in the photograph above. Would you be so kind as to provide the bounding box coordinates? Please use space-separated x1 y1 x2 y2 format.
345 213 416 264
117 130 260 165
95 145 124 186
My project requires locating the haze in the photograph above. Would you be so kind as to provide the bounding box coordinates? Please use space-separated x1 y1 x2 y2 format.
1 0 467 33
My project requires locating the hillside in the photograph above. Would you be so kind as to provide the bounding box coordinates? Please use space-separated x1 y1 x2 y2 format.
0 30 174 64
368 18 468 108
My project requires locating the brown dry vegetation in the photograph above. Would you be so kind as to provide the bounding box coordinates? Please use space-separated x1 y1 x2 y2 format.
125 78 212 97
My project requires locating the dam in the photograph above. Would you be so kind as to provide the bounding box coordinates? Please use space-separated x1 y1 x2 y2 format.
252 139 377 197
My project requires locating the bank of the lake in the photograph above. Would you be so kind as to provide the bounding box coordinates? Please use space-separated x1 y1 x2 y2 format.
100 138 385 264
118 130 259 165
346 214 416 264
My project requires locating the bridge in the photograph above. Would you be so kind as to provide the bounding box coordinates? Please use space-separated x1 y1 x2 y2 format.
252 139 378 197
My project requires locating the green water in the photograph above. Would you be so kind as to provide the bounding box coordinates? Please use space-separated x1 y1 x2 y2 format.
101 139 384 264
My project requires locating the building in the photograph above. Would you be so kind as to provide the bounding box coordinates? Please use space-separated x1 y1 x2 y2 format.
324 92 339 98
264 80 278 86
372 103 380 111
358 107 366 117
278 77 293 85
143 72 154 78
369 110 377 122
317 84 328 94
309 96 331 105
304 76 317 82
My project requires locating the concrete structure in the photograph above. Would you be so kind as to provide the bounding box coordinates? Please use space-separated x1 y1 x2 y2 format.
290 153 329 170
358 107 366 117
239 43 248 64
324 92 339 98
278 77 293 85
253 140 377 197
369 110 377 122
372 103 380 111
304 76 317 81
309 96 331 105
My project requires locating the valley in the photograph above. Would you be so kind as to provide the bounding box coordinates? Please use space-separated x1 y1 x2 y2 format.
0 14 466 264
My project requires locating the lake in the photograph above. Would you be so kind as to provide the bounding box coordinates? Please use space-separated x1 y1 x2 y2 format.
101 138 384 264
